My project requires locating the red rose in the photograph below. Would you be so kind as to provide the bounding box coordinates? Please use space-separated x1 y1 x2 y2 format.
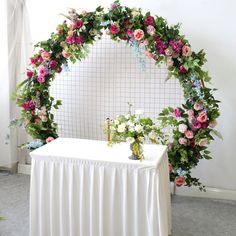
180 65 188 73
76 20 83 29
26 70 33 78
145 16 155 26
175 176 185 187
109 24 119 34
49 60 58 68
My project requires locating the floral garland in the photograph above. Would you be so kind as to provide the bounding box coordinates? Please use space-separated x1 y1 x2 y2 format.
14 0 220 190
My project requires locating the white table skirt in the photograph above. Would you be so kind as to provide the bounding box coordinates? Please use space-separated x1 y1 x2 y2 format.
30 138 171 236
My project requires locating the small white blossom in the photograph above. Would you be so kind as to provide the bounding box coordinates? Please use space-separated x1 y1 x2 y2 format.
126 137 135 143
178 124 187 133
117 123 126 133
135 124 143 133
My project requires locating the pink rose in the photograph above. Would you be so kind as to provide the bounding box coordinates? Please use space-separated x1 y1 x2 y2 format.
76 20 83 29
192 121 201 129
127 29 134 37
37 76 45 83
22 100 35 110
185 130 194 139
182 45 192 57
46 137 54 143
187 109 194 117
198 138 208 146
145 51 156 60
111 3 118 9
69 23 76 29
133 29 145 41
109 24 119 34
175 176 185 187
26 70 33 78
147 25 156 36
174 108 181 118
41 51 50 60
180 65 188 73
193 103 203 111
178 124 188 133
75 36 83 44
30 58 38 65
145 16 155 26
62 50 71 58
169 163 173 173
197 111 208 123
178 138 187 145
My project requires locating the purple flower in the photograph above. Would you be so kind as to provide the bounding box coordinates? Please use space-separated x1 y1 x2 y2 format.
169 39 184 54
155 37 168 55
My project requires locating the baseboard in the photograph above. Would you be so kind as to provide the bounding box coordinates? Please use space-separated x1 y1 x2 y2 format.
17 163 31 175
0 162 18 174
176 186 236 201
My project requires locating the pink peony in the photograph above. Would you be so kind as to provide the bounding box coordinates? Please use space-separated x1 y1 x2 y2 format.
169 163 173 173
26 70 33 78
109 24 119 34
185 130 194 139
22 100 35 110
198 138 208 146
193 103 203 111
46 137 54 143
62 50 71 58
41 51 50 60
37 76 45 83
38 66 48 76
178 138 187 145
76 20 83 29
49 60 58 68
145 16 155 26
133 29 145 41
147 25 156 36
197 111 208 123
178 124 188 133
182 45 192 57
175 176 185 187
174 108 181 118
180 65 188 73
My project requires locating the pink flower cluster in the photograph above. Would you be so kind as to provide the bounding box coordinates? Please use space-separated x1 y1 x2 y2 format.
155 37 168 55
109 24 119 34
22 100 35 110
66 35 83 45
144 16 155 26
169 39 184 54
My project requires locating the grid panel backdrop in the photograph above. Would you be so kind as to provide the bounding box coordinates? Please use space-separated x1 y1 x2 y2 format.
50 35 183 140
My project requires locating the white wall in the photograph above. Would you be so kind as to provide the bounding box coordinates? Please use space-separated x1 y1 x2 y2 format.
27 0 236 190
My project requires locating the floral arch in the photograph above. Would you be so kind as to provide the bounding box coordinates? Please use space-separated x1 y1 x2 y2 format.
14 1 220 190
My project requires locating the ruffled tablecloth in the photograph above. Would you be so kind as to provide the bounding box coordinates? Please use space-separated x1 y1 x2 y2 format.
30 138 171 236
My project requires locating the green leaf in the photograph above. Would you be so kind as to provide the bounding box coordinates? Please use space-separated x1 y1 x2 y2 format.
211 129 223 140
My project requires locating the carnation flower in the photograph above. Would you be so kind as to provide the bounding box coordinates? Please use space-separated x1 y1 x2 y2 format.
178 124 187 133
197 111 208 123
175 176 185 187
182 45 192 57
185 130 194 139
145 16 155 26
178 137 187 145
147 25 156 36
109 24 119 34
133 29 144 41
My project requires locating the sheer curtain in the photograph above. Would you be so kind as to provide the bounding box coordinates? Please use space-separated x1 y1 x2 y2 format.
0 0 31 168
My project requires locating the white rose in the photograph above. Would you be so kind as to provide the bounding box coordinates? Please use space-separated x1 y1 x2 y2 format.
178 124 187 133
131 8 141 17
148 131 156 140
117 123 126 133
135 124 143 133
127 121 134 127
135 109 144 115
126 137 135 143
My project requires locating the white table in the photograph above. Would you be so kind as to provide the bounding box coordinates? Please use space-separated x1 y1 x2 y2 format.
30 138 171 236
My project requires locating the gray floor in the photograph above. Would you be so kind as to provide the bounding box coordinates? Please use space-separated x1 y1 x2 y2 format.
0 173 236 236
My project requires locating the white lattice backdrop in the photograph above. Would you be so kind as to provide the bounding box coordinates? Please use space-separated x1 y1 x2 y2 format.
50 34 183 140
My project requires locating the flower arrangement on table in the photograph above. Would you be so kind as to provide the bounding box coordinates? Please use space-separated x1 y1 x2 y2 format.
108 105 159 160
